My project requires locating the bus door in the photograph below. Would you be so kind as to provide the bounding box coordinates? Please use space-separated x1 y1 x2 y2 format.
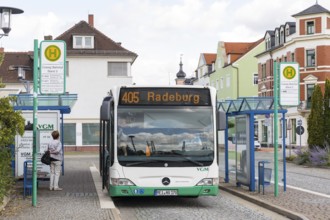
100 96 114 190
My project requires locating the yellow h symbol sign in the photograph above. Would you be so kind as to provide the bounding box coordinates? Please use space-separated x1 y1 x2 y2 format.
45 45 61 62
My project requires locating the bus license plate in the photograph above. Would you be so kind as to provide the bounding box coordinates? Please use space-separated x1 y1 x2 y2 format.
155 190 178 196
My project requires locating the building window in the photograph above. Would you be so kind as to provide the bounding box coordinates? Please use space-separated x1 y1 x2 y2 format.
262 122 268 142
253 73 258 85
216 79 219 90
307 84 315 108
220 78 224 89
108 62 128 76
306 21 315 35
73 35 94 49
262 64 266 79
63 123 76 145
265 37 271 50
306 49 315 67
291 53 295 62
275 31 279 46
82 123 99 145
285 26 290 36
280 30 284 44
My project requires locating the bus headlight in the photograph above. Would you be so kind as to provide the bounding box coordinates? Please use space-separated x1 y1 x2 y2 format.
111 178 135 186
196 178 218 186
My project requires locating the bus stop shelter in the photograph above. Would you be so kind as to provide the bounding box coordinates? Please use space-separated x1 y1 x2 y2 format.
217 97 288 192
10 93 77 175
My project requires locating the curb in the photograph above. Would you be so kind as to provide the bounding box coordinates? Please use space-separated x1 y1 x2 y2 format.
219 185 309 220
111 208 121 220
0 195 11 212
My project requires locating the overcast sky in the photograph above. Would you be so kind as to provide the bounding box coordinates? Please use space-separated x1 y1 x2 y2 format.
0 0 328 85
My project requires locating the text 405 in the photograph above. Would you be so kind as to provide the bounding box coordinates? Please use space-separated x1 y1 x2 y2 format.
121 92 140 104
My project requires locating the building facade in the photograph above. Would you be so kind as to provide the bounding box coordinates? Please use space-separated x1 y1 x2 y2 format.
256 3 330 147
211 40 264 100
193 53 216 86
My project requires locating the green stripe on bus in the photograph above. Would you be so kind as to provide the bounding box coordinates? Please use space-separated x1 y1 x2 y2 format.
109 185 218 197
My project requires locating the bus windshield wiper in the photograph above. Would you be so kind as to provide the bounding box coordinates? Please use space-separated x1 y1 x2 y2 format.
171 151 204 166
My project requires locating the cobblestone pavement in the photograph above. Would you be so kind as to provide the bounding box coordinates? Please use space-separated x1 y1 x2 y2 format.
220 172 330 220
1 153 329 220
0 155 115 220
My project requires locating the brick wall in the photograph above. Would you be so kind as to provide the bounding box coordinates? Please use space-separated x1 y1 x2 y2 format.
317 45 330 66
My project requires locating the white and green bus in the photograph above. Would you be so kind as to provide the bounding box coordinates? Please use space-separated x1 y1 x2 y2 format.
99 86 224 197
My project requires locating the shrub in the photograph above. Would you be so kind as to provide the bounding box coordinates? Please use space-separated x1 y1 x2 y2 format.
309 146 329 166
293 145 309 165
0 148 14 204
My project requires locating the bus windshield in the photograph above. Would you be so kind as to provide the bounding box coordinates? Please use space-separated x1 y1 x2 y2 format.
117 106 214 167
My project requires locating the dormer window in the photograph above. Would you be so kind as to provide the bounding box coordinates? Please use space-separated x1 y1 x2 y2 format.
285 26 290 36
280 29 284 44
275 30 279 46
73 35 94 49
306 21 315 35
265 37 271 50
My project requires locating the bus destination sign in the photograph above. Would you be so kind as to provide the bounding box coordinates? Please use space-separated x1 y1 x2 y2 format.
119 88 211 106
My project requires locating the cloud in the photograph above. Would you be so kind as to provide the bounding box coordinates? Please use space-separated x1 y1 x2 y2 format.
1 0 330 85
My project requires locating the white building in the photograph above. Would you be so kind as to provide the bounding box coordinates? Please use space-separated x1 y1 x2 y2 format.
55 15 137 150
0 15 138 151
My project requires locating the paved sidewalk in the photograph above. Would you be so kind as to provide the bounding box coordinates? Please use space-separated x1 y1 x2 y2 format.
219 178 330 220
0 155 117 220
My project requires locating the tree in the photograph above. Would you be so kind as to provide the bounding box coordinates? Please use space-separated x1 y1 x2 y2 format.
0 96 25 204
0 97 25 148
307 85 324 148
324 79 330 144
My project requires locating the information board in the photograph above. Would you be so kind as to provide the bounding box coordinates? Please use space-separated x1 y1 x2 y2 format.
40 40 66 94
280 63 300 106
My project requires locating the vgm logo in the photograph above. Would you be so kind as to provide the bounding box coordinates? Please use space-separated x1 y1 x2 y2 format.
37 124 54 130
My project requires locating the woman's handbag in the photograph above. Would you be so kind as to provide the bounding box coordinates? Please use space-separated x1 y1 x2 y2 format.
41 150 51 165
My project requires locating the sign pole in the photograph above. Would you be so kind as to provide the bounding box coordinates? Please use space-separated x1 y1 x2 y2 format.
32 39 39 206
273 61 279 197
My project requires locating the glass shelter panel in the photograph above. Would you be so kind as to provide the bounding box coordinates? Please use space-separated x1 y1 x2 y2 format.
235 115 250 185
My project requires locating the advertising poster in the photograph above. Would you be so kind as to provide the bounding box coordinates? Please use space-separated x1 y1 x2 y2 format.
15 111 60 178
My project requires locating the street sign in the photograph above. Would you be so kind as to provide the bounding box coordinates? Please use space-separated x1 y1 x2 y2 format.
40 40 66 94
297 119 302 126
280 63 300 106
296 126 304 135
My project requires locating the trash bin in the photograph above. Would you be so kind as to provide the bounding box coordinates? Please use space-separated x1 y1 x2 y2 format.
258 160 272 194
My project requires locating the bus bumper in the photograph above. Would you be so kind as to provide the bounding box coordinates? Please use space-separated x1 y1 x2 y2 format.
109 185 219 197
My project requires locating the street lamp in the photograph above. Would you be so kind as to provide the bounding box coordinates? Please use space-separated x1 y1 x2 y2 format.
0 6 24 38
8 65 32 93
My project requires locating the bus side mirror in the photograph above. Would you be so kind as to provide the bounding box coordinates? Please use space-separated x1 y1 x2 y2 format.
217 111 226 131
100 96 113 120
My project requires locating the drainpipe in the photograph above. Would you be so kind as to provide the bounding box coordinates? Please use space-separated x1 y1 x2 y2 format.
232 64 239 99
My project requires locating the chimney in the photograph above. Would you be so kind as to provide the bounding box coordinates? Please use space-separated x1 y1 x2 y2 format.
88 14 94 27
44 35 53 40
